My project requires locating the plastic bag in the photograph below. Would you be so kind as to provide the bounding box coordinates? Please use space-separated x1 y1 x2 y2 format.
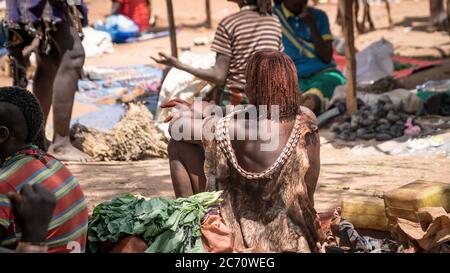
349 38 395 86
155 51 216 123
96 15 139 43
82 27 114 58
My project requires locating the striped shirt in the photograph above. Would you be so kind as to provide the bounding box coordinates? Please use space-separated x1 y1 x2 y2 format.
0 146 88 253
211 5 284 91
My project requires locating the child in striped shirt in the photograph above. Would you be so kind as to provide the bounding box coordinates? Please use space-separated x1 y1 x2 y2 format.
0 87 88 253
152 0 284 106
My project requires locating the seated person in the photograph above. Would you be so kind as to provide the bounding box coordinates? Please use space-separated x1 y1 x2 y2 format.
0 185 56 253
0 87 88 253
153 0 283 106
273 0 346 115
111 0 151 32
163 50 323 252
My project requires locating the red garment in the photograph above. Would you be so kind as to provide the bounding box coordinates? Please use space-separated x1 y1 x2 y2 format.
117 0 150 32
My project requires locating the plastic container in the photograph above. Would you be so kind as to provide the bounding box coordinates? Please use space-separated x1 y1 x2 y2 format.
416 80 450 101
341 196 390 231
384 180 450 222
95 15 139 44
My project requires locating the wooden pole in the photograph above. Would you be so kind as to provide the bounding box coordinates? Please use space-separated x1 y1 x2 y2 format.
205 0 212 29
343 0 357 115
447 0 450 34
166 0 178 58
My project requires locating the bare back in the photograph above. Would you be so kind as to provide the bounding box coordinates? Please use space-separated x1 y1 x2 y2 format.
202 108 323 252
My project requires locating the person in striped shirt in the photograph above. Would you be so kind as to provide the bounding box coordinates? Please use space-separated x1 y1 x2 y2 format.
0 87 88 253
0 185 56 253
152 0 284 106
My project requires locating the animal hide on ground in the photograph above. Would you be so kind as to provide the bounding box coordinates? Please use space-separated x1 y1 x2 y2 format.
71 103 168 161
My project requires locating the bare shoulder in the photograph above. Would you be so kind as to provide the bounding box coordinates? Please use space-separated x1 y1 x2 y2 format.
300 106 317 123
299 107 320 148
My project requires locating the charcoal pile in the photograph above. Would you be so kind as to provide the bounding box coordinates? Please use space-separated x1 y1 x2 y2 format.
422 92 450 116
71 103 168 161
331 97 412 142
358 76 398 94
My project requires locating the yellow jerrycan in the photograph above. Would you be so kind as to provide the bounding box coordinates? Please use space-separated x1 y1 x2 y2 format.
384 180 450 222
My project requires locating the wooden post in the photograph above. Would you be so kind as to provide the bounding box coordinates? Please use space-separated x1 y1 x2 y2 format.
447 0 450 34
205 0 212 29
166 0 178 58
343 0 357 115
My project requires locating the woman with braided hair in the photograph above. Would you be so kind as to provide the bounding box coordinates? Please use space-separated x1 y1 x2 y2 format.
162 50 323 252
153 0 284 106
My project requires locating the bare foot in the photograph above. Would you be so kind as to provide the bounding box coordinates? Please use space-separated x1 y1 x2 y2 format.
48 141 92 162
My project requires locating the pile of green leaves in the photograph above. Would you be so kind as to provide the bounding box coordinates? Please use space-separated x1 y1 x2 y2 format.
88 191 223 253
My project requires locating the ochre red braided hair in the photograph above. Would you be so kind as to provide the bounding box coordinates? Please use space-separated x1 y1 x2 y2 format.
245 50 302 119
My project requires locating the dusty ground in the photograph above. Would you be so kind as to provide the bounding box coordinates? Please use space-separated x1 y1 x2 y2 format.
65 131 450 212
1 0 449 213
68 140 450 213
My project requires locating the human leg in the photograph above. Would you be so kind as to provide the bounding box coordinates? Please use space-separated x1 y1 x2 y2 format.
299 69 346 115
167 139 207 198
46 18 90 161
33 52 59 126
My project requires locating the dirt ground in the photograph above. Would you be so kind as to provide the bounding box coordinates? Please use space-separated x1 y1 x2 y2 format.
68 141 450 213
1 0 450 213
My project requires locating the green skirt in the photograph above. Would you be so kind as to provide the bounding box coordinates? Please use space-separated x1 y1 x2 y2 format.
298 69 346 100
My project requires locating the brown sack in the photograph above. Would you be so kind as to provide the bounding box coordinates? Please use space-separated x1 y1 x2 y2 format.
201 215 234 253
394 207 450 252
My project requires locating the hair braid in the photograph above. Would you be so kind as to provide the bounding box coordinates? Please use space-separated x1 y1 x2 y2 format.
245 50 302 119
0 87 45 149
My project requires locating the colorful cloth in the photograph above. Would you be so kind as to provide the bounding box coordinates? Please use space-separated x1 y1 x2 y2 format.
4 0 88 28
299 68 346 100
217 86 249 106
211 5 283 92
116 0 150 32
0 146 88 253
273 4 336 77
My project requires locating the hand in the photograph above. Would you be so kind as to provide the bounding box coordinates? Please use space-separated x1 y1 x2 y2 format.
151 52 181 68
161 98 212 123
299 8 317 28
7 185 56 244
160 98 191 109
161 98 191 123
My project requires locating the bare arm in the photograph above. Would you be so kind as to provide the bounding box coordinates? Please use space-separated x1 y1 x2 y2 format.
304 131 320 205
161 99 228 146
152 53 231 87
309 29 333 64
301 9 333 64
299 106 320 204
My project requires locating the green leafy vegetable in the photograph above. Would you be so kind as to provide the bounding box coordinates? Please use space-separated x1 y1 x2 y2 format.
88 191 223 253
